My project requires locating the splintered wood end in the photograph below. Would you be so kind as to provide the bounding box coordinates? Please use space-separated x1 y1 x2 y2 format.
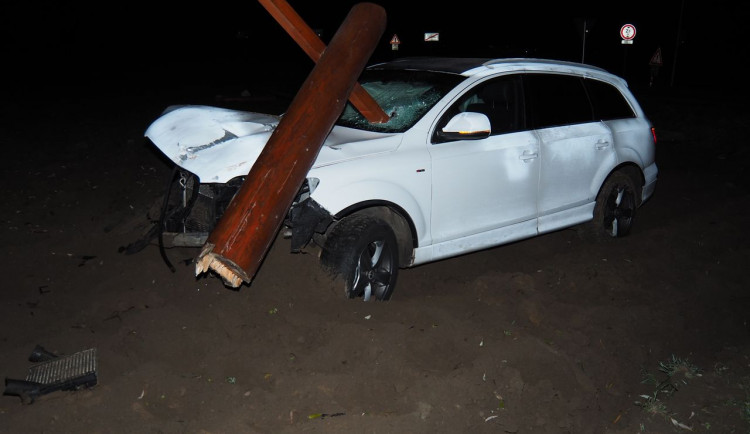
195 243 249 288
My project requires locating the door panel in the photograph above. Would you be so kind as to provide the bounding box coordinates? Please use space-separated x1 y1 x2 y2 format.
523 73 617 225
429 131 539 244
428 75 539 245
536 122 616 216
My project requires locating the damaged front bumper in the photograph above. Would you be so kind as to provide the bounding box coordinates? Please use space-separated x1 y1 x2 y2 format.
158 171 244 248
158 170 332 253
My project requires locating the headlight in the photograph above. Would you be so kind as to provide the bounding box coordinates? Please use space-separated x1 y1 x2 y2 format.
307 177 320 195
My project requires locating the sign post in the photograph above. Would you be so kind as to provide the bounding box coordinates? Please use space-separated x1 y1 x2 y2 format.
619 24 636 78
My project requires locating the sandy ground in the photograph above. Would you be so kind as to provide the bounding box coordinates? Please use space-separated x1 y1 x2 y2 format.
1 79 748 433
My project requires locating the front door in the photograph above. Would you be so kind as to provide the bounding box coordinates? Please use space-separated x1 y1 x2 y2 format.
428 76 539 251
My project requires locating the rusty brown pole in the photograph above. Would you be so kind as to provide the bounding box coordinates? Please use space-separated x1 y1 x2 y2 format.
258 0 389 124
195 3 387 287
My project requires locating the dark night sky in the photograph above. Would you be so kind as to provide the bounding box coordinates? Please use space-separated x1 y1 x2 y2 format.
2 1 747 94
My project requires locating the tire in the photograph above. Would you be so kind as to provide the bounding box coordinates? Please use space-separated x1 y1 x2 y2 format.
321 214 399 301
591 171 638 238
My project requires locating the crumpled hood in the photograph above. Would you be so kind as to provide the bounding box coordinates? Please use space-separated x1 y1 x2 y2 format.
145 105 400 183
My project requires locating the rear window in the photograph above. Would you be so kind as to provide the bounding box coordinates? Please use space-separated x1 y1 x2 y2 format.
583 79 636 120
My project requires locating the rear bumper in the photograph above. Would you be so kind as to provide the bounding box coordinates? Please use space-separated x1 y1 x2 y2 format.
641 162 658 203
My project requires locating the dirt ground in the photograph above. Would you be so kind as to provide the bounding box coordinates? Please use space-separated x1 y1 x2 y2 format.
1 77 748 434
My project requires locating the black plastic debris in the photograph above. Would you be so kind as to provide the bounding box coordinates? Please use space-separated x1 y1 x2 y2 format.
3 345 97 404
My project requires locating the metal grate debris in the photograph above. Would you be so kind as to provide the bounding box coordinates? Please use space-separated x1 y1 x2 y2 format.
26 348 97 385
3 347 98 404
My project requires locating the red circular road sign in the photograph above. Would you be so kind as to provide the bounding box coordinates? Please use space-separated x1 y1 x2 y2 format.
620 24 636 40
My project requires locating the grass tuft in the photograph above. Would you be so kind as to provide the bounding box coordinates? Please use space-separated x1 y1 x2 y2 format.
658 355 702 381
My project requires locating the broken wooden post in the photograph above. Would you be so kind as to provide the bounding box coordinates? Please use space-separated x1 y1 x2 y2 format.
195 2 387 287
258 0 389 124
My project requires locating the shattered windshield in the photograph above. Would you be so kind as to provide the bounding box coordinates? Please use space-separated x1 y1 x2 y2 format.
336 69 463 133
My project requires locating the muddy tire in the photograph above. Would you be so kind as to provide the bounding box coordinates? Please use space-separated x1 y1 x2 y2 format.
321 214 399 301
590 171 638 239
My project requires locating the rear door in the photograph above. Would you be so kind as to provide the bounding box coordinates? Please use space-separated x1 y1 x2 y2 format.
524 73 617 232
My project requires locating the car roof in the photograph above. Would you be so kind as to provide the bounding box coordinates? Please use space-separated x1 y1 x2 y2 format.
368 57 495 74
367 57 619 83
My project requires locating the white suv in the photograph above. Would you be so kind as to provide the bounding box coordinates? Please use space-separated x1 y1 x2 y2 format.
145 57 658 301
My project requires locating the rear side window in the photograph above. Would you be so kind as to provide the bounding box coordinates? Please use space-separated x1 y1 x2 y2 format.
524 74 593 129
584 79 636 120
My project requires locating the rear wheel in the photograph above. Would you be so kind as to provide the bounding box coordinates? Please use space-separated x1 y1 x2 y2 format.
321 214 399 301
592 171 638 238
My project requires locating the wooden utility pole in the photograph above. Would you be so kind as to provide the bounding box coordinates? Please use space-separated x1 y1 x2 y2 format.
258 0 390 124
195 2 387 287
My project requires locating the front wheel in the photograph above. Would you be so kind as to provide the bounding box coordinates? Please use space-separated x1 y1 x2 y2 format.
591 171 638 238
321 214 399 301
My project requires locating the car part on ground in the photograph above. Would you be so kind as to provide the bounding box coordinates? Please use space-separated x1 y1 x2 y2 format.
3 346 98 405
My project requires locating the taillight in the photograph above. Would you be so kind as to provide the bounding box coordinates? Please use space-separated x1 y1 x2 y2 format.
651 127 657 144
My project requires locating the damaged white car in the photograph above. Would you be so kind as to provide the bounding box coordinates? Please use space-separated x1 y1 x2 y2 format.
143 57 658 301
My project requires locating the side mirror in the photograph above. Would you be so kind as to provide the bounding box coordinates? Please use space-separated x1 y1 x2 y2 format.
438 112 491 141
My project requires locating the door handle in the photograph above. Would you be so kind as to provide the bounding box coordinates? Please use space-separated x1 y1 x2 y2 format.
519 150 538 162
595 140 610 150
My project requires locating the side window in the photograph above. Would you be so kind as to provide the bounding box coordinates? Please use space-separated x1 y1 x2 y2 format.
524 74 593 129
584 79 636 120
432 75 524 143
